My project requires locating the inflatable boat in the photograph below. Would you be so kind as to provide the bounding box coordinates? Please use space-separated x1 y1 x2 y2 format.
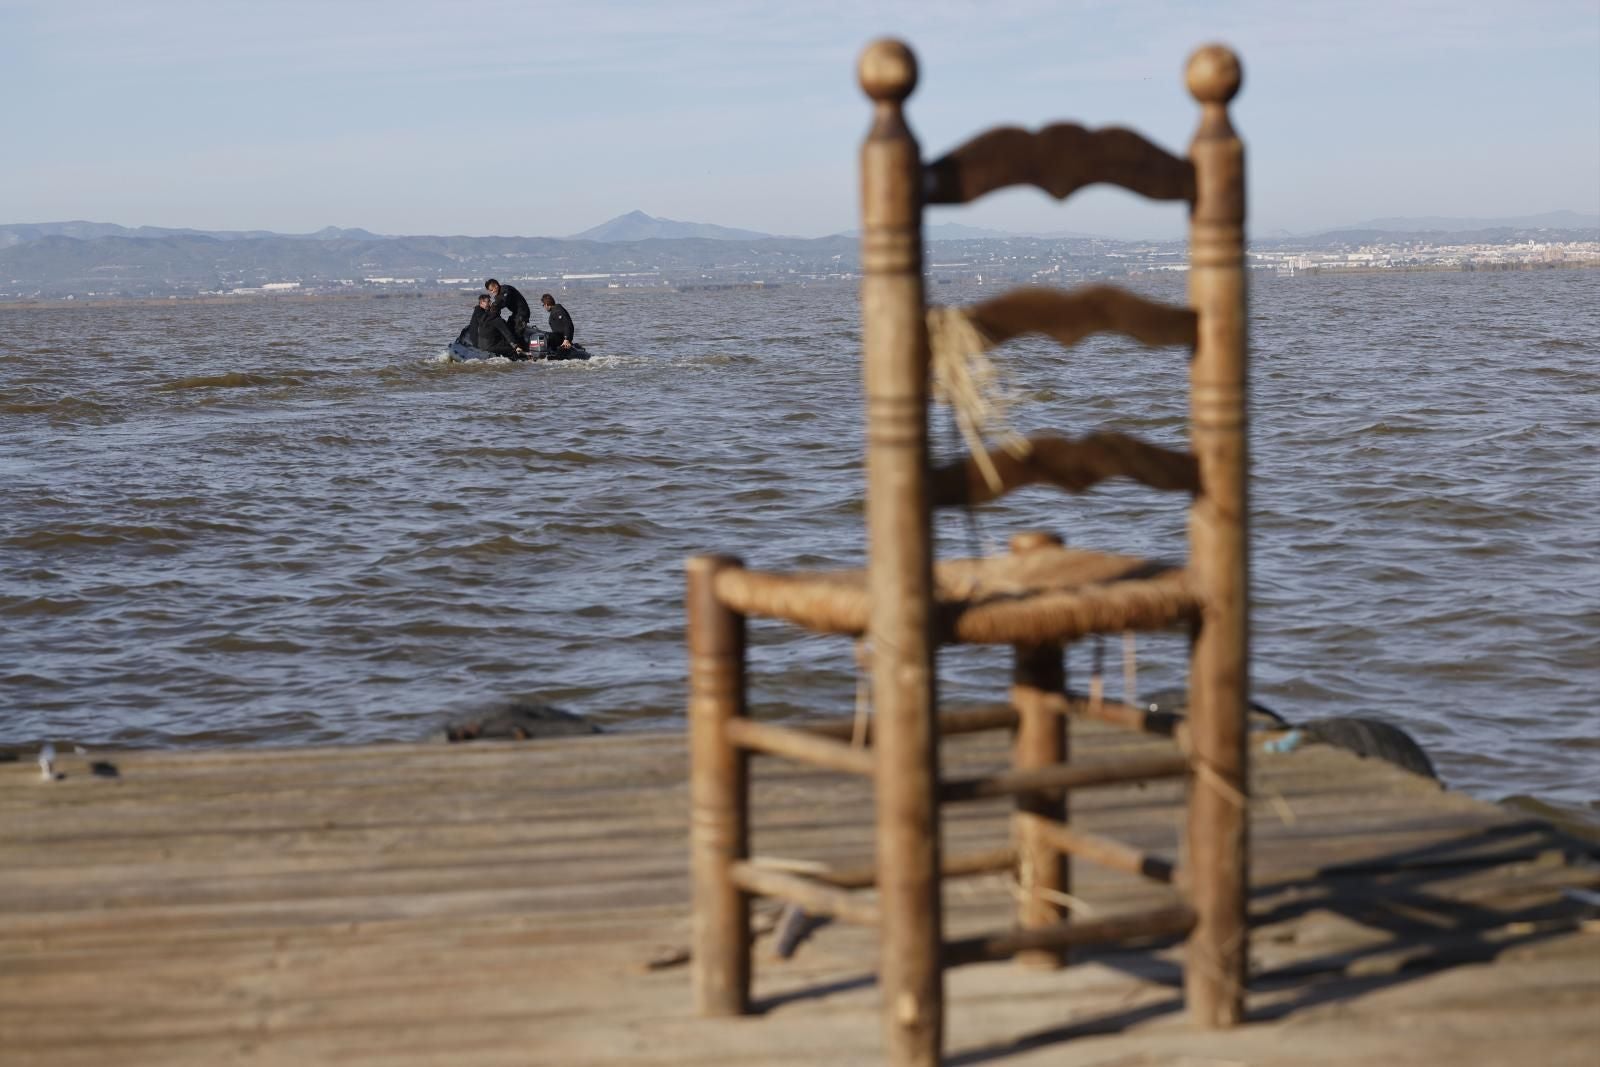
447 327 591 363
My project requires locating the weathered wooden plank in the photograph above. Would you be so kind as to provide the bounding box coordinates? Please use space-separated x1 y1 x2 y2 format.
1 727 1595 1067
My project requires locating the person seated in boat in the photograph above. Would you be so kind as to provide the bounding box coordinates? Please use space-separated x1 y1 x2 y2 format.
459 294 527 359
541 293 576 354
455 294 493 346
484 278 532 339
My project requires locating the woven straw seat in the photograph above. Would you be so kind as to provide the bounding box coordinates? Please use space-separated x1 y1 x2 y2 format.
713 545 1198 644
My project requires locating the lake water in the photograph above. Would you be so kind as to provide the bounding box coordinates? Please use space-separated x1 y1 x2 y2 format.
2 270 1597 822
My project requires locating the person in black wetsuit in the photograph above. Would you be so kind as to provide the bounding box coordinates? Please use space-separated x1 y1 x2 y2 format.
485 278 532 340
457 294 527 359
456 294 494 346
541 293 576 354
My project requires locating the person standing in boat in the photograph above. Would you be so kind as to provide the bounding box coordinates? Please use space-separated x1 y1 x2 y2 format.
541 293 576 354
484 278 532 339
461 293 528 359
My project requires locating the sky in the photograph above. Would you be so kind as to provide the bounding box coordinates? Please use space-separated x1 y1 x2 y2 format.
1 0 1596 241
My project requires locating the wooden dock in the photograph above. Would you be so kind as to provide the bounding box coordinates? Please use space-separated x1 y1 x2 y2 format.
2 723 1596 1066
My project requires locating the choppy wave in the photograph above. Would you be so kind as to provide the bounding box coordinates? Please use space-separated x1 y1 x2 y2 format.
159 370 313 390
2 395 120 418
5 524 197 551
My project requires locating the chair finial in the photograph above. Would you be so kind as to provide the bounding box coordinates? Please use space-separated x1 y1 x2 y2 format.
859 38 918 102
1186 45 1242 105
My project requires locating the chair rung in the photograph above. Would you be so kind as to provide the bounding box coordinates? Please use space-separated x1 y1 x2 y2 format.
943 903 1197 968
729 861 880 925
804 704 1019 744
1024 817 1176 883
940 751 1190 803
724 719 874 775
816 846 1018 890
1043 691 1186 741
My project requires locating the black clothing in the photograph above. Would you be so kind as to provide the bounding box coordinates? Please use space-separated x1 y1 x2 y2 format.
477 313 525 359
457 306 496 347
492 285 531 337
545 302 575 351
458 304 524 358
545 301 575 338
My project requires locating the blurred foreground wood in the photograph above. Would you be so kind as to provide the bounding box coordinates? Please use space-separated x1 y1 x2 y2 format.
1 725 1596 1066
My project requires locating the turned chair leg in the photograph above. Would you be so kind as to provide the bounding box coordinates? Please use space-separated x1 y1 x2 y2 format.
687 554 751 1016
1010 531 1070 968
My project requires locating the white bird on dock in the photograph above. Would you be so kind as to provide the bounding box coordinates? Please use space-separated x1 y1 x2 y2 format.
38 743 56 781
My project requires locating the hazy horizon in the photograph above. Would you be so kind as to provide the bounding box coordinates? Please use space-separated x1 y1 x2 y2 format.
2 1 1596 241
6 207 1600 246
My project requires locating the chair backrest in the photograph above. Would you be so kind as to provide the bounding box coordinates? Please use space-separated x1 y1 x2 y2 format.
856 37 1250 1040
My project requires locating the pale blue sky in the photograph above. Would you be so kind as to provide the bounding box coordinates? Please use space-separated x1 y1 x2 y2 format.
1 0 1596 239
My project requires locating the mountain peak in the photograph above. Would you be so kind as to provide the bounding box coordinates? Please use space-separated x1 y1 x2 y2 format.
315 225 383 240
567 211 773 243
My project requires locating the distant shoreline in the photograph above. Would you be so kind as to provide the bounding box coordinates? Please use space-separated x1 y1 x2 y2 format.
1290 261 1600 277
0 291 459 311
0 261 1593 309
0 285 799 311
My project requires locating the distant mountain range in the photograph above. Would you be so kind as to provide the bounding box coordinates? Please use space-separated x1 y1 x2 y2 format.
832 222 1012 241
573 213 1105 243
565 210 776 242
0 221 383 249
913 211 1600 242
4 208 1592 253
1328 210 1599 234
923 222 1023 241
0 220 857 298
1 209 1591 298
838 222 1107 241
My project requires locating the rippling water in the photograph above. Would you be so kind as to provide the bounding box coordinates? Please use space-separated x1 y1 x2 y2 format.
2 271 1596 818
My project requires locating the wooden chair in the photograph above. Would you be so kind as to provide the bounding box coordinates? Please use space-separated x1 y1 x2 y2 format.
687 38 1249 1066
